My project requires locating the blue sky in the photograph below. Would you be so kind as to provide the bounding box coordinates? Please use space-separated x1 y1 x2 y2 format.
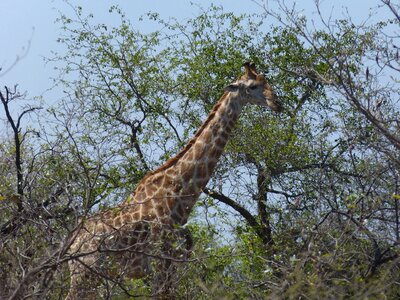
0 0 388 108
0 1 262 98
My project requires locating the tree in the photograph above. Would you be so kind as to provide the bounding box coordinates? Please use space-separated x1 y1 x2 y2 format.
1 1 399 298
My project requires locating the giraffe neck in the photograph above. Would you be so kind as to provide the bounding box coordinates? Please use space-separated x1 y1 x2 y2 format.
175 92 242 193
131 92 243 224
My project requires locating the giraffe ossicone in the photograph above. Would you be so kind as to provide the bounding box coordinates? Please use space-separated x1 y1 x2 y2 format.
65 62 282 299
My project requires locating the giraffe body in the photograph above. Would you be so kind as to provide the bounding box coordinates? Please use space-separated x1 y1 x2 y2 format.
66 63 282 299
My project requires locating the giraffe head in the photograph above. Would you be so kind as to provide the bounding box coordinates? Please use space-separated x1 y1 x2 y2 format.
225 62 283 112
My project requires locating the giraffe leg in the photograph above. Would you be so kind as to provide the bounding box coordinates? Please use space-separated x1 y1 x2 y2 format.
65 260 99 300
65 273 79 300
151 256 175 300
149 230 174 298
151 227 192 299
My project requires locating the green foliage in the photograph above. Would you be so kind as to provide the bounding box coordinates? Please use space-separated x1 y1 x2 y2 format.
1 2 399 299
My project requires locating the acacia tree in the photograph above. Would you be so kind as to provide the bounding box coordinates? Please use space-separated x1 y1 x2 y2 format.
251 0 400 297
1 1 399 299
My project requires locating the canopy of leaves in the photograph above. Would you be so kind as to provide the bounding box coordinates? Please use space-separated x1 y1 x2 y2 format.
1 1 399 299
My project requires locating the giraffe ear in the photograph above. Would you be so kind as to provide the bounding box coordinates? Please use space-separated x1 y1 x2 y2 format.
224 83 239 92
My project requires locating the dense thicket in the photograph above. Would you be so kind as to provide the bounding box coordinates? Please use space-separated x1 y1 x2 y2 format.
1 1 399 299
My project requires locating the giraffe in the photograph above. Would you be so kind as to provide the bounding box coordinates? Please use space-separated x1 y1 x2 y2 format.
65 62 282 299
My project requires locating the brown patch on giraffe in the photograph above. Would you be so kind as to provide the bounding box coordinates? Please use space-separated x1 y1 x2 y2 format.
201 129 212 143
145 184 157 196
134 191 145 202
102 210 113 219
165 168 176 177
163 175 175 187
193 142 204 155
221 131 229 140
143 212 153 220
177 160 191 172
131 211 141 221
97 223 108 232
151 174 163 185
228 120 236 128
181 170 193 183
153 203 166 216
114 217 122 228
136 184 145 194
122 213 133 223
195 164 208 179
184 149 195 162
185 184 197 196
209 146 222 158
215 137 226 149
165 197 176 212
212 124 220 136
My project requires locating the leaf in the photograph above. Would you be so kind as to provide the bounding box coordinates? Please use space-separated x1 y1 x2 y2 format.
0 195 5 201
392 194 400 200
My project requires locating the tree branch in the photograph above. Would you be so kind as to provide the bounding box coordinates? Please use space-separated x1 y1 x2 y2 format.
203 188 273 246
0 87 24 210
